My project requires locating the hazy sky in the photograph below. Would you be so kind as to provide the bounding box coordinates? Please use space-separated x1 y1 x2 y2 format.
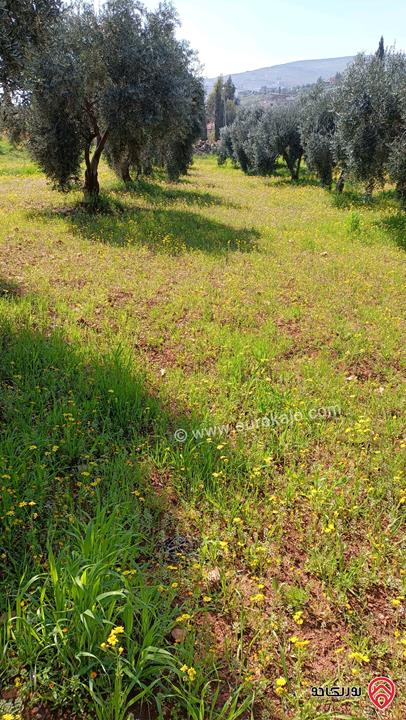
141 0 406 77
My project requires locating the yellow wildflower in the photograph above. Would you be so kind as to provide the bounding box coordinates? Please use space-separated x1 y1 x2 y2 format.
106 626 125 648
290 635 309 648
275 677 287 687
275 676 287 696
251 593 265 603
349 651 369 664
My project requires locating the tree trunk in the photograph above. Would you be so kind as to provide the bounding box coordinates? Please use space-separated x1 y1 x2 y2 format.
322 167 333 190
84 165 100 198
336 171 345 193
293 153 303 181
283 151 301 182
120 158 132 183
83 128 109 203
396 181 406 204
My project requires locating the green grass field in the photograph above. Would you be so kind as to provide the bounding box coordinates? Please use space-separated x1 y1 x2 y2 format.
0 138 405 720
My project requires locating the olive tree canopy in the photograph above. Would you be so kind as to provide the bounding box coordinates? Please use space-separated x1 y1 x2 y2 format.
299 81 336 188
27 0 204 200
334 49 406 195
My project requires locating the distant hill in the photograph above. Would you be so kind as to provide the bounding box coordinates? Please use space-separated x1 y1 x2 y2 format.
205 57 354 93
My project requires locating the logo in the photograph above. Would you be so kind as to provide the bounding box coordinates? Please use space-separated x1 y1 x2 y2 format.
368 677 396 711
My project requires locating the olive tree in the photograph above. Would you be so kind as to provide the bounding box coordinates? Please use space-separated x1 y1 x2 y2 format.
388 132 406 203
0 0 62 139
0 0 62 95
219 102 302 180
387 71 406 202
164 75 205 180
105 2 203 184
334 50 402 195
255 102 303 180
228 106 264 173
299 81 336 188
217 125 235 165
27 0 203 201
28 4 109 198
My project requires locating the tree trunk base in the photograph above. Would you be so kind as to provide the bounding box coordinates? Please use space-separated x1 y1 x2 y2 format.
120 160 132 183
84 170 99 196
84 168 100 206
336 172 345 193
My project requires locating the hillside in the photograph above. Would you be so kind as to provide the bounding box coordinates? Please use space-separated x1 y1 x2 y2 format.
206 56 354 92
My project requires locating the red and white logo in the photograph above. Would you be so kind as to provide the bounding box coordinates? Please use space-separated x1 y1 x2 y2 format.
368 677 396 711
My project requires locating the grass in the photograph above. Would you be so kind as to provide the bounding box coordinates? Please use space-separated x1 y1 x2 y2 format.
0 140 405 719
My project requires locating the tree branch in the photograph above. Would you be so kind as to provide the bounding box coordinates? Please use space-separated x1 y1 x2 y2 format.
90 127 109 171
83 99 101 144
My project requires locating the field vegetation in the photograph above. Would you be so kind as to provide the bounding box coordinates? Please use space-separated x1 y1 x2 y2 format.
0 138 405 719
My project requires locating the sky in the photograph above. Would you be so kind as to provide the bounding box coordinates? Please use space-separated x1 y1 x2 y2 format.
141 0 406 78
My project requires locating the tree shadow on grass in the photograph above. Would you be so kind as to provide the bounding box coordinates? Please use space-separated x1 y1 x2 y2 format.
0 315 251 639
374 212 406 251
257 161 321 188
113 178 238 208
330 188 399 210
0 309 254 717
29 205 260 255
267 174 321 189
0 323 162 580
0 311 251 592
